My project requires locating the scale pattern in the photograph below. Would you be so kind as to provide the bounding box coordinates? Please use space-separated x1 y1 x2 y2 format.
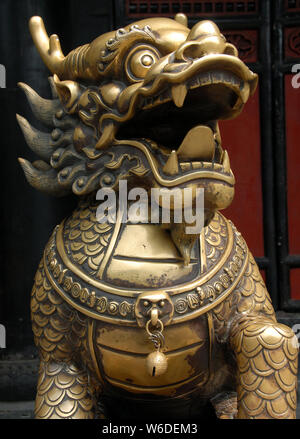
230 316 298 419
211 252 276 343
211 252 298 419
31 259 101 418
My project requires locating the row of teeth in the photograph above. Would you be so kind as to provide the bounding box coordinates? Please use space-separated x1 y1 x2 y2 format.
142 71 244 110
180 161 223 171
188 71 242 91
162 149 231 176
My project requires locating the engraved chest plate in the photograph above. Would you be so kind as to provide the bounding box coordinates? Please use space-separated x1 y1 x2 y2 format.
93 317 210 397
43 210 248 326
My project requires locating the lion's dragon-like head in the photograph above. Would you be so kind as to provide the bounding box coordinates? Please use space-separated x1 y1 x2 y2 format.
18 15 257 262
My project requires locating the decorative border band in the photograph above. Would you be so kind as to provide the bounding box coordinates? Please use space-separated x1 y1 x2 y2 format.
56 216 234 298
43 220 248 326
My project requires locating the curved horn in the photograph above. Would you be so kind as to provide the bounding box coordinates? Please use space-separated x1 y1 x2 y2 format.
29 16 65 78
29 16 91 81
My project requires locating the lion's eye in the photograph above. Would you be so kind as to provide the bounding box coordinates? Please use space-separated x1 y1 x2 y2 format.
141 54 154 66
125 46 160 82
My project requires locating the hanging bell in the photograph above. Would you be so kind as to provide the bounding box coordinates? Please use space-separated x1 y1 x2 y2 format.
145 317 168 377
146 349 168 377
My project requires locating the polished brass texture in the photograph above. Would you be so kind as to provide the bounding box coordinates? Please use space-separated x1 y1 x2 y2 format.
135 291 174 327
18 14 298 419
146 350 168 377
145 318 168 377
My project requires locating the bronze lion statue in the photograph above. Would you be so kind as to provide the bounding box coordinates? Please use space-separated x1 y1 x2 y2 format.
17 14 298 419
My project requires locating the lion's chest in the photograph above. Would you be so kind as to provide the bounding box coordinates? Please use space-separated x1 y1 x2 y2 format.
94 317 210 397
44 209 247 397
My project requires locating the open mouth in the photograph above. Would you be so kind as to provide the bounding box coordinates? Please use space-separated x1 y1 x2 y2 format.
117 68 244 185
141 70 247 115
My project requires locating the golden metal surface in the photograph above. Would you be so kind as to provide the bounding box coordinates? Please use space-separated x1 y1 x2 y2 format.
96 204 124 278
146 350 168 377
94 318 210 396
18 13 298 419
135 291 174 327
55 212 234 297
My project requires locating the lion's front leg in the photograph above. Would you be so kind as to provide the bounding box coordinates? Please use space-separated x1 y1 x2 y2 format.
31 259 103 419
230 317 298 419
35 360 97 419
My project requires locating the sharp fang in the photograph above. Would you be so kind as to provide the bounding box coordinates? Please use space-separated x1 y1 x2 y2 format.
163 150 179 175
240 82 250 104
223 150 230 173
171 84 188 108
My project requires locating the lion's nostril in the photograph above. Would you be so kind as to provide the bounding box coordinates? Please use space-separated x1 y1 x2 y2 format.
182 42 207 60
176 37 226 62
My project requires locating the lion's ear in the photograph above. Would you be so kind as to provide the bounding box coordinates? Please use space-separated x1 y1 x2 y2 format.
53 74 81 113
